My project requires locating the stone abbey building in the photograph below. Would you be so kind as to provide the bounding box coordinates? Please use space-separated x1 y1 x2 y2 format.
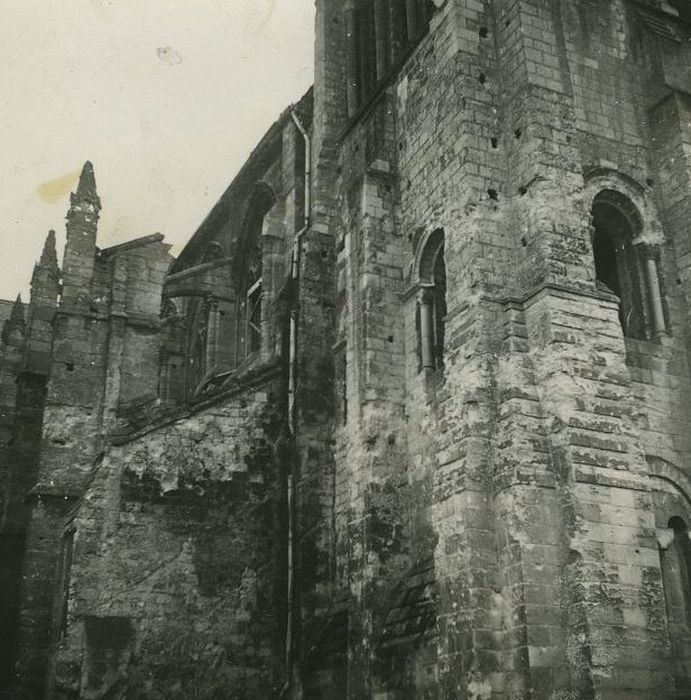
2 0 691 697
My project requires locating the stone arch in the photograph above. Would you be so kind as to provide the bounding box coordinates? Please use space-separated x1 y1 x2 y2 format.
415 228 444 283
648 455 691 515
582 170 664 246
413 228 446 371
414 228 445 283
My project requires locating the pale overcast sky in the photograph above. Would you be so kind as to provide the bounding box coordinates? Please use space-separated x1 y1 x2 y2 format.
0 0 314 300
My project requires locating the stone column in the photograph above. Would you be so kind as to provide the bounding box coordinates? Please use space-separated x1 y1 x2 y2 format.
638 245 667 336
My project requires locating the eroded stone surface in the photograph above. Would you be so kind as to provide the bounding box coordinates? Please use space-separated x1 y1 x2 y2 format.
1 2 691 698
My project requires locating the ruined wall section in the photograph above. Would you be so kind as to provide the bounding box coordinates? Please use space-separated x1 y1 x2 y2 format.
50 378 286 700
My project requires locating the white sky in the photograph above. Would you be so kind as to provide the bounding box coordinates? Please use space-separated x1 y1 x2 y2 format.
0 0 314 300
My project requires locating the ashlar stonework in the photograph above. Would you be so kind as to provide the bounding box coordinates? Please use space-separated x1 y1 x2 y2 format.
1 1 691 698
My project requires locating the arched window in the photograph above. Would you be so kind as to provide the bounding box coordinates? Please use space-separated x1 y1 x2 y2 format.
237 185 276 362
591 190 666 338
417 229 446 371
244 244 262 356
660 516 691 694
186 296 209 396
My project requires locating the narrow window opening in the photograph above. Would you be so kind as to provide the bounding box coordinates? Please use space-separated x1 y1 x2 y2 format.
416 230 446 373
432 245 447 370
340 353 348 424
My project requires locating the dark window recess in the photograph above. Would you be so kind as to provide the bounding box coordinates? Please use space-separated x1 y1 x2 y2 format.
432 245 447 369
593 226 622 297
345 0 436 118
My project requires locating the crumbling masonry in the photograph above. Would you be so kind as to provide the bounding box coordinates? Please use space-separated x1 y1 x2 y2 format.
2 0 691 698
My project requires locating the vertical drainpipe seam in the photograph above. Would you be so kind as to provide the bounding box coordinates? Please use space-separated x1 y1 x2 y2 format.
281 105 311 697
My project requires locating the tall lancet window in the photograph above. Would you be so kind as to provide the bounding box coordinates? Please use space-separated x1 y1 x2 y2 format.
237 184 276 362
417 229 446 372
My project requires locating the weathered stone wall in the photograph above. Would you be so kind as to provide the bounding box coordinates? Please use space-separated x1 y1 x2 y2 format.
49 378 287 699
309 0 691 697
2 2 691 698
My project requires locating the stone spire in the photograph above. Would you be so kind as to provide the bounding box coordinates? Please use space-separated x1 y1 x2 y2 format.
38 229 58 269
63 162 100 306
1 295 25 345
31 230 59 288
69 160 101 213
